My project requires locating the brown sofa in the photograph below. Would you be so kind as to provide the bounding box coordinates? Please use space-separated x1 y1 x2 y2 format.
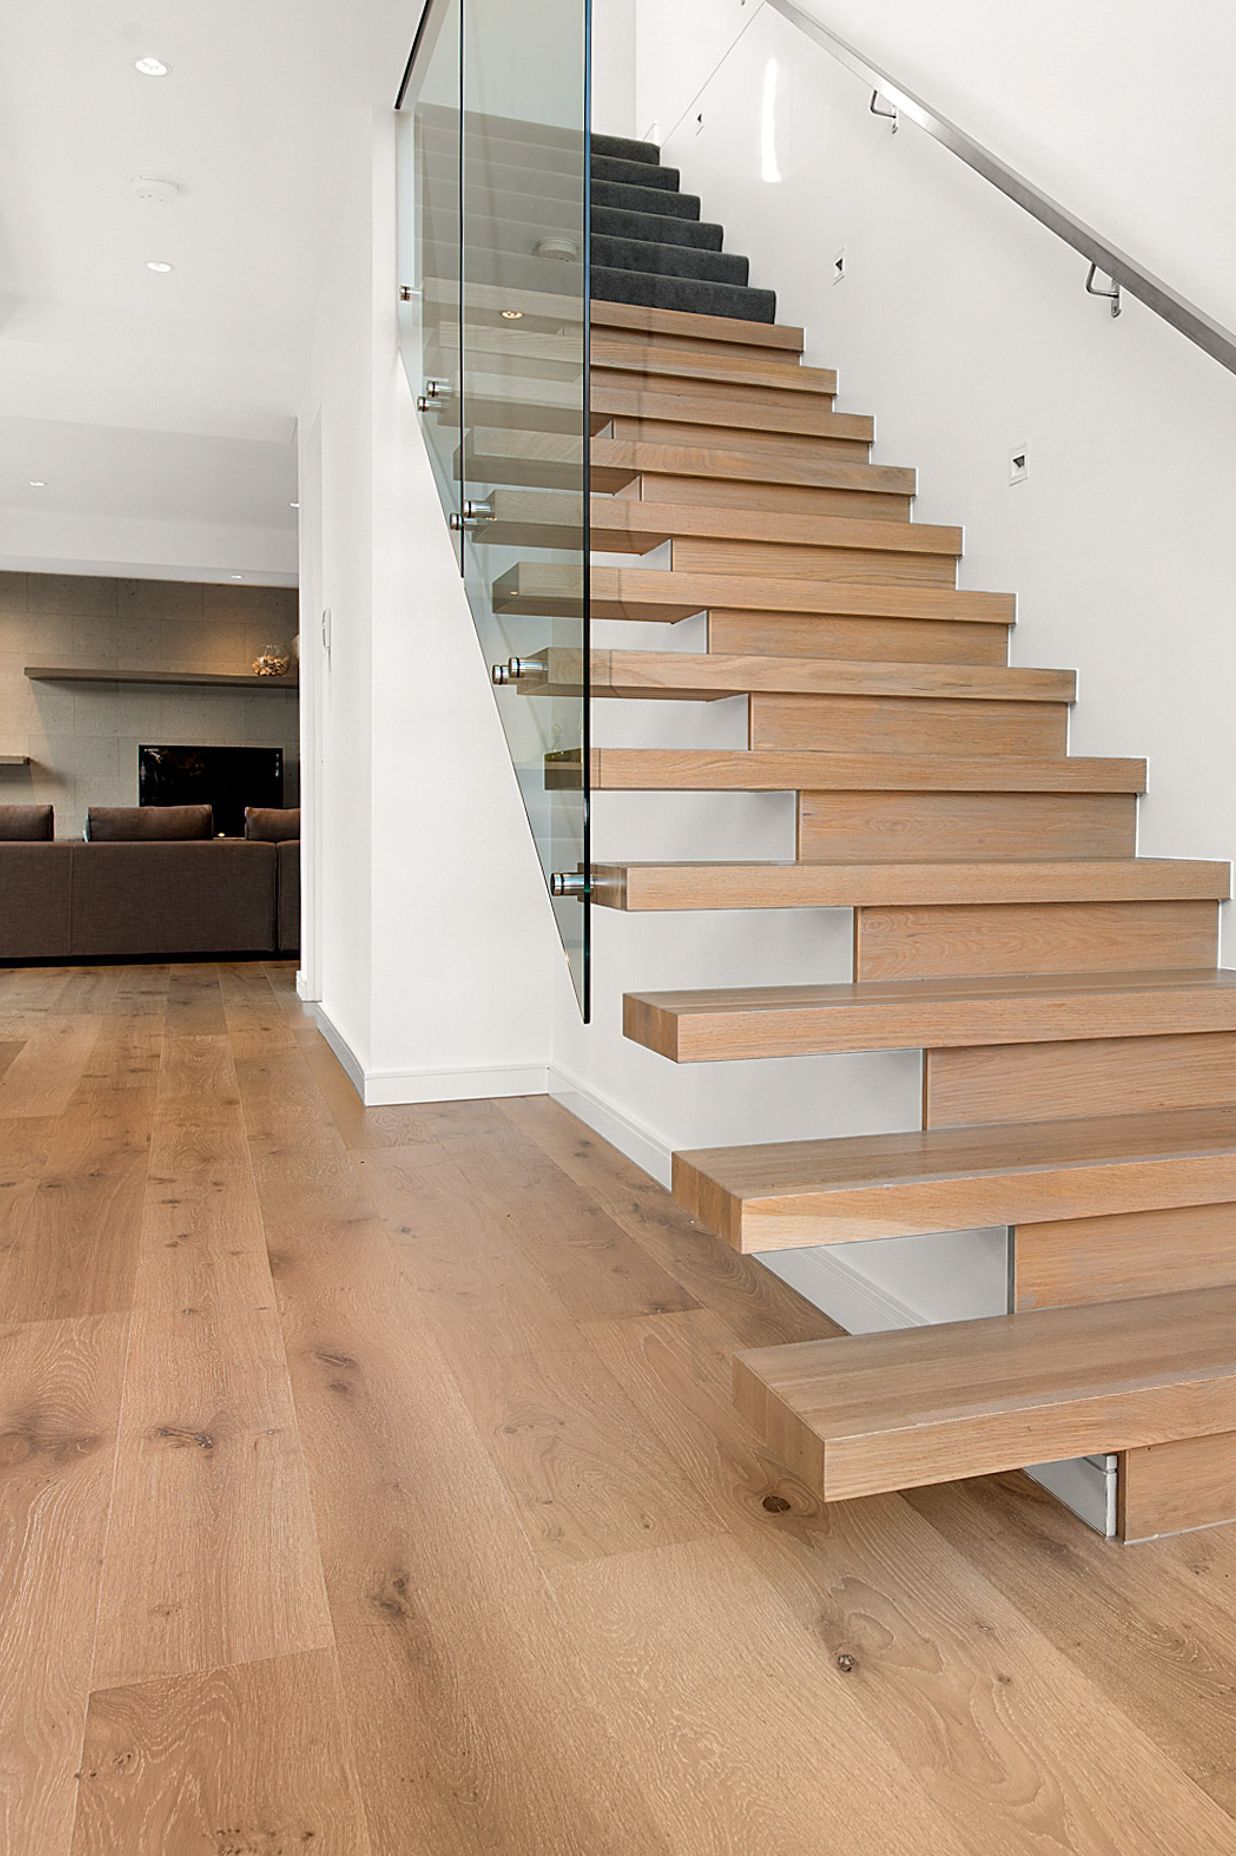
0 804 300 961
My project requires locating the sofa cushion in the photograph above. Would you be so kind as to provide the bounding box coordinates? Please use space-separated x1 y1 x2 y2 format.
245 805 301 843
86 803 213 842
276 838 300 952
0 804 53 841
0 843 72 957
70 841 276 955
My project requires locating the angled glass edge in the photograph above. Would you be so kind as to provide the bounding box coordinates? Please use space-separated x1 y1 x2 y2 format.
398 0 464 564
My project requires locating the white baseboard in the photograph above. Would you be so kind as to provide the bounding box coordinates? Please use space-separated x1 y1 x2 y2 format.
295 969 321 1003
310 1005 548 1106
310 1004 367 1098
547 1063 673 1186
361 1061 549 1106
757 1244 925 1337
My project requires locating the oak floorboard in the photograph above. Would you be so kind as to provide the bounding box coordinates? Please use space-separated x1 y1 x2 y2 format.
91 1298 333 1691
501 1094 836 1346
162 965 228 1039
552 1534 975 1856
582 1306 1236 1854
908 1472 1236 1796
0 1018 100 1117
92 1018 331 1689
391 1123 701 1323
70 1649 371 1856
264 1200 675 1855
0 1313 128 1856
0 1091 153 1322
359 1151 592 1359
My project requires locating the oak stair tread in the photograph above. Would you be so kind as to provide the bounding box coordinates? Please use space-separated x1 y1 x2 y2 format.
486 494 962 557
591 381 872 441
592 341 838 395
674 1103 1236 1251
495 562 1014 623
733 1284 1236 1501
590 299 805 352
577 748 1145 793
593 859 1231 910
463 429 916 496
624 966 1236 1061
535 649 1069 701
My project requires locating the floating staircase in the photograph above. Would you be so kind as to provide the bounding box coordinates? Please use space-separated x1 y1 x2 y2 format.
484 131 1236 1542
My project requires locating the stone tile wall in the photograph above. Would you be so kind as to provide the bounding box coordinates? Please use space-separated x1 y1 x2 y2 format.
0 572 299 839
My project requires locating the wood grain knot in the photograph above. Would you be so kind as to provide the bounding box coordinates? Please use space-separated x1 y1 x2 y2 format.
762 1494 792 1513
156 1425 216 1451
213 1827 317 1853
0 1425 102 1467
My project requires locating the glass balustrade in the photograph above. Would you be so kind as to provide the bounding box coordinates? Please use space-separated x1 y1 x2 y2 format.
398 0 592 1017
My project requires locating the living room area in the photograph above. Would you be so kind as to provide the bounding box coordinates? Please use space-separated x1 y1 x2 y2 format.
0 568 301 960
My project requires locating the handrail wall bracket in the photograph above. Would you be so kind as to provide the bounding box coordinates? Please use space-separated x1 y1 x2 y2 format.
1085 263 1123 319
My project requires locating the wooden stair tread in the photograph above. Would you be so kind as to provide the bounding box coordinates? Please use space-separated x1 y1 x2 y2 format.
533 648 1071 702
590 299 805 353
592 381 873 441
592 859 1231 910
625 967 1236 1061
465 428 916 496
591 435 915 494
591 341 838 395
579 748 1145 793
494 563 1013 623
733 1284 1236 1500
674 1104 1236 1250
486 493 961 557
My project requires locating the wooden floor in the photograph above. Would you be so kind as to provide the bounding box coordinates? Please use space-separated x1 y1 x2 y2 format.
6 965 1236 1852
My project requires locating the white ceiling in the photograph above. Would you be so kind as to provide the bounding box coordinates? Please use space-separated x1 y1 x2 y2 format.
0 0 417 577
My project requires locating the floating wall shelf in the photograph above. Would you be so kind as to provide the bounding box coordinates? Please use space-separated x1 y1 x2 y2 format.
0 755 29 766
24 665 299 691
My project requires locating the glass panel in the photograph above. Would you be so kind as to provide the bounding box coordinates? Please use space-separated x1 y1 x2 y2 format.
399 0 464 558
458 0 591 1015
397 0 591 1017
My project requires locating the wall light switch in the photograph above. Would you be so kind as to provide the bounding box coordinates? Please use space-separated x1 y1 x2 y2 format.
832 247 847 285
1009 447 1028 486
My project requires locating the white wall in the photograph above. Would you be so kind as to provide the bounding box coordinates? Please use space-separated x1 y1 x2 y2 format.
593 0 638 139
301 109 554 1100
547 0 1236 1360
636 0 1236 334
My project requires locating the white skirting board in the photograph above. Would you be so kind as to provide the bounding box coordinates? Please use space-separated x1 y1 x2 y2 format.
310 1004 549 1106
548 1067 1115 1538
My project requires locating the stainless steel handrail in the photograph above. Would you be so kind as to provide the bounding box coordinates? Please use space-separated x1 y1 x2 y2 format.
767 0 1236 379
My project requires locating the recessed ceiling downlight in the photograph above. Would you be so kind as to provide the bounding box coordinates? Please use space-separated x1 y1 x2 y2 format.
135 56 170 76
146 260 174 273
501 309 524 320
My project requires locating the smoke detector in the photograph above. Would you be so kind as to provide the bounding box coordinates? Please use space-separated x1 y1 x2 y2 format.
534 235 579 262
132 176 180 205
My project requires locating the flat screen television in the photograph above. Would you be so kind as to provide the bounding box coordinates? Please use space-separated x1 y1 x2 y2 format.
138 745 284 838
